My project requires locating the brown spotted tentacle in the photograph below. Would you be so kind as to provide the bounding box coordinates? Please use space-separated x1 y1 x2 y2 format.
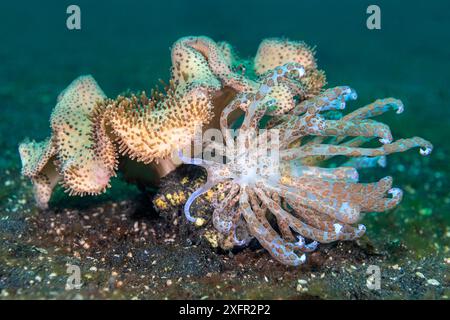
281 137 433 161
240 189 307 266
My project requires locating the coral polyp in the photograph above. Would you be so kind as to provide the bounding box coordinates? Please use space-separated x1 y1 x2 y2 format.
180 63 433 266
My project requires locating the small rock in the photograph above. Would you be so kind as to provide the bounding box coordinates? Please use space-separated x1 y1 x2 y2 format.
296 284 308 293
195 218 206 227
415 272 425 279
427 279 440 286
33 247 48 254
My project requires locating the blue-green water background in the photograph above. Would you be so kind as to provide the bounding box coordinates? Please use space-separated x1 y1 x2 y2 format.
0 0 449 282
1 0 449 146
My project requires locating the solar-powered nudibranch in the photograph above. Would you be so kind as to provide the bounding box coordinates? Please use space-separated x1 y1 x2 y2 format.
180 63 433 266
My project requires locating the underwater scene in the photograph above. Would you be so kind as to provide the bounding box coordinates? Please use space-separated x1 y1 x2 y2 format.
0 0 449 301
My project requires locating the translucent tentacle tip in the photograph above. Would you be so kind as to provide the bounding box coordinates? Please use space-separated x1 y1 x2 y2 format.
233 233 248 247
305 240 319 251
388 187 402 198
184 187 207 223
295 235 317 251
357 224 366 236
344 87 358 101
299 254 307 263
333 223 344 235
420 146 432 156
294 254 307 265
395 101 405 114
379 137 393 145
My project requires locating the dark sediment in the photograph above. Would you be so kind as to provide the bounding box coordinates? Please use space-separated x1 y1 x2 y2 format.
0 160 448 299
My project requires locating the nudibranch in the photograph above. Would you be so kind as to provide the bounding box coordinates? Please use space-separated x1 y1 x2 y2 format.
19 36 326 208
180 63 433 266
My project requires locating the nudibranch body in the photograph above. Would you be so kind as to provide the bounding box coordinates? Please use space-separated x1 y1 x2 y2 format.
180 63 433 266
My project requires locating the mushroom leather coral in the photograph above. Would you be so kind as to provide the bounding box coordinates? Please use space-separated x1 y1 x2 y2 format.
19 36 326 208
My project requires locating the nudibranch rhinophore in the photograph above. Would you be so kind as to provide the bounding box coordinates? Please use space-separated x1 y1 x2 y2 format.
19 36 432 267
180 63 433 266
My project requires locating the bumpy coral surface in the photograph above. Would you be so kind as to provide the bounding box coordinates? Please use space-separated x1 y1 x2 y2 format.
19 76 113 208
96 83 214 164
180 63 433 266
